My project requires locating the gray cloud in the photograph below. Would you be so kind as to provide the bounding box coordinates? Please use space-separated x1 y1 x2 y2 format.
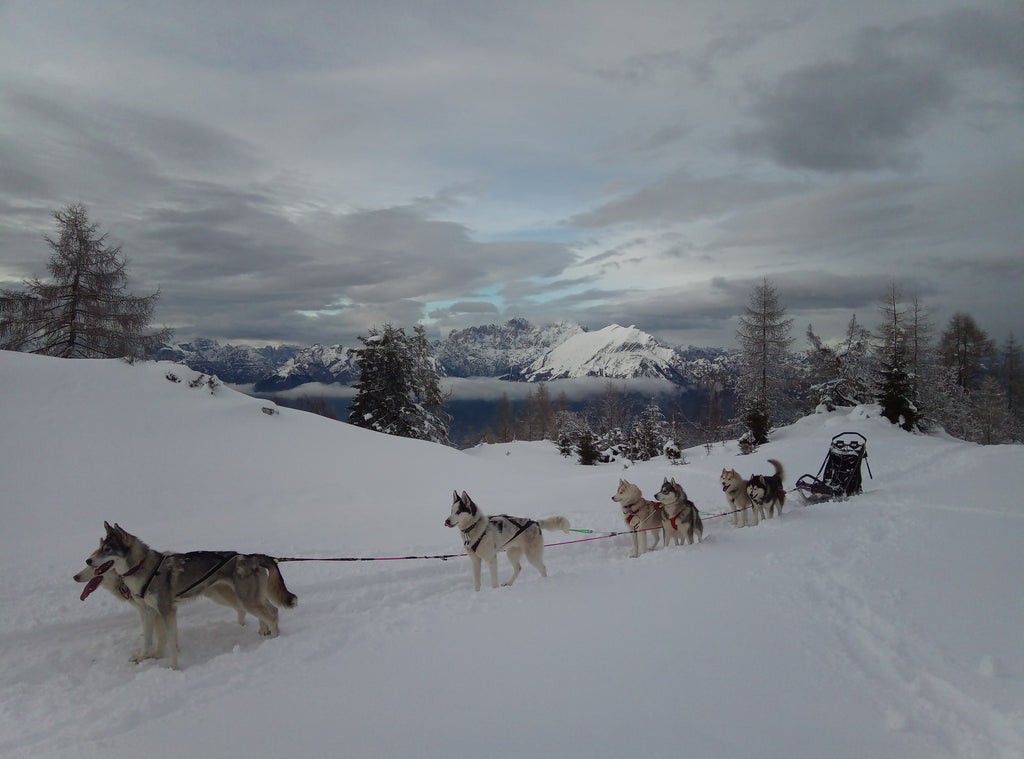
571 171 803 228
893 4 1024 81
737 4 1022 174
1 1 1021 350
738 36 955 173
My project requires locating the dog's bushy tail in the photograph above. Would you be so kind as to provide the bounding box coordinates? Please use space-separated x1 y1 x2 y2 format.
768 458 785 482
259 556 298 608
538 516 571 533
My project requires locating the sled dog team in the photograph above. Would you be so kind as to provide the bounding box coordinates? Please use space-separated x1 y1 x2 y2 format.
77 460 784 668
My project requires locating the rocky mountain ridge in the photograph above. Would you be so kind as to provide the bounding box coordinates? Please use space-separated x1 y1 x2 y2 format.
156 320 734 391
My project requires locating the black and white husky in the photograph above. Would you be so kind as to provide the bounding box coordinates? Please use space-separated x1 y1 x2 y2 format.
445 491 570 591
654 477 703 546
85 522 297 669
746 459 786 521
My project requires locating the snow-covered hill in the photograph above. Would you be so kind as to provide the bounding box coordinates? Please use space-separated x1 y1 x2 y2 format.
1 350 1022 759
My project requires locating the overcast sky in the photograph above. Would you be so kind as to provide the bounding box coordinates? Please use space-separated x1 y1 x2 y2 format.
1 1 1021 350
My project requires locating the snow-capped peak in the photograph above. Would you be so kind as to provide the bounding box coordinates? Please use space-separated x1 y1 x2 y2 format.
523 324 685 382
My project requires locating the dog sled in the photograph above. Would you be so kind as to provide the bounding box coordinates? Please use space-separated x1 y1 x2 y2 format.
795 432 872 503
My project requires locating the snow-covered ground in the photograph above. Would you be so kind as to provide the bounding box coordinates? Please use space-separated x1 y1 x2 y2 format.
1 350 1022 759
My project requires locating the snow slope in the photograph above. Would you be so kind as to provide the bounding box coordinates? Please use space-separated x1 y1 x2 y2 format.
1 350 1022 759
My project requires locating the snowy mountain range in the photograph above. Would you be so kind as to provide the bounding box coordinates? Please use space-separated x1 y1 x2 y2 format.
156 320 732 391
252 344 361 392
154 338 300 386
433 317 584 379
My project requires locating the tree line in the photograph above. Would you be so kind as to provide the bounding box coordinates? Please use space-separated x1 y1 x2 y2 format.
451 278 1022 461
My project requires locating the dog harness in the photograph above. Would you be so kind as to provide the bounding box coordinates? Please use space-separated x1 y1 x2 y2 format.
129 552 237 600
170 552 237 598
135 556 165 600
622 500 658 529
461 516 536 552
461 516 488 552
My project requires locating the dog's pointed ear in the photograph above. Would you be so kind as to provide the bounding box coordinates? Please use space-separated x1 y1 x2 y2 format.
452 490 459 503
460 490 470 504
671 478 678 486
104 520 113 533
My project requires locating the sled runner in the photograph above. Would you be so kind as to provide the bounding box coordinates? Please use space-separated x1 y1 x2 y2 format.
795 432 872 503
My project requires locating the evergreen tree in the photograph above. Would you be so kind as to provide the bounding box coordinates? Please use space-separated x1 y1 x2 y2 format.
584 382 634 460
0 203 171 359
575 428 600 466
411 324 448 420
625 398 668 461
938 312 994 392
554 408 588 457
805 314 873 410
735 278 793 445
347 323 451 444
873 283 919 431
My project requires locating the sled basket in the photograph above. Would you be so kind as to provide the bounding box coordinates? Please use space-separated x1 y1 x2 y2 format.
795 432 872 503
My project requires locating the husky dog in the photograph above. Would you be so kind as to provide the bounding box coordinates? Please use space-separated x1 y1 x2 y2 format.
654 477 703 546
74 550 263 658
611 479 663 557
746 459 786 521
445 491 570 591
85 522 297 669
720 468 756 527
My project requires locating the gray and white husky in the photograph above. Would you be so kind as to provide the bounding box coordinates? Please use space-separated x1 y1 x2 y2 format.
85 522 297 669
611 479 663 557
445 490 570 591
654 477 703 546
720 467 755 527
74 548 264 660
746 459 786 521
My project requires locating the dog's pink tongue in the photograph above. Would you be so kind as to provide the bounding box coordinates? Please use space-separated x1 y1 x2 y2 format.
80 576 103 601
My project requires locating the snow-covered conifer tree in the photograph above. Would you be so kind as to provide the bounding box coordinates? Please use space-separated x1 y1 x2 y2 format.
348 323 451 444
806 314 874 411
625 398 668 461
